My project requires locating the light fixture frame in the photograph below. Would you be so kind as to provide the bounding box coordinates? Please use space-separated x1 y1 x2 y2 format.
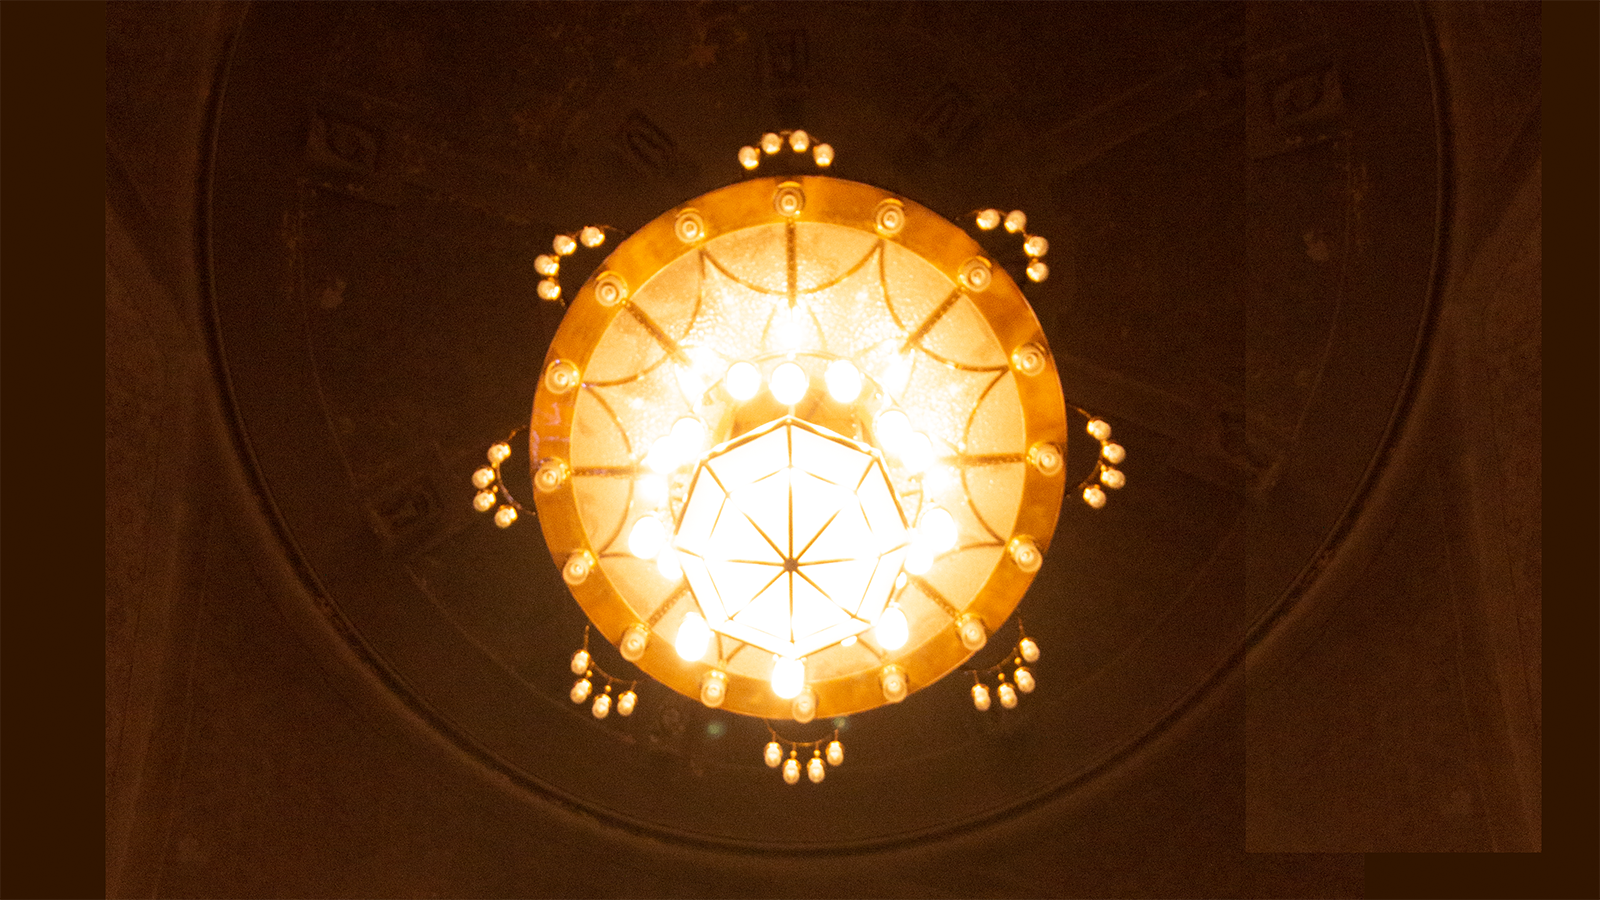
529 175 1068 719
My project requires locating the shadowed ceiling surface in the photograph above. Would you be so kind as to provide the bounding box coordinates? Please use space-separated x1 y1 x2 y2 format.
203 1 1444 849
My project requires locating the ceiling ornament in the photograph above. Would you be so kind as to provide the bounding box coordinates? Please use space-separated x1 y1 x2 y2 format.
471 132 1127 781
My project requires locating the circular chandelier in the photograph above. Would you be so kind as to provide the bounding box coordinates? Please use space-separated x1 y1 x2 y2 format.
471 132 1128 782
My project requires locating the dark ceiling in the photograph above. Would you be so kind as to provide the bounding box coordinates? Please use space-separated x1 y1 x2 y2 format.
104 2 1552 897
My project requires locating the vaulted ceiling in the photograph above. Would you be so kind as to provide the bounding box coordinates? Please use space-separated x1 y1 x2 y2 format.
106 3 1545 896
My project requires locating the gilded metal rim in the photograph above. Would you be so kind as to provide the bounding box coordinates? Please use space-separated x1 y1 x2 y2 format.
530 175 1068 718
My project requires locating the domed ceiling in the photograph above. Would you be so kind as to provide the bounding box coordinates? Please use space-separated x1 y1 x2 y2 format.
203 1 1441 849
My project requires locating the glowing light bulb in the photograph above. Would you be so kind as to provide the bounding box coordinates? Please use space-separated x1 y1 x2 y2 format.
570 649 590 675
724 361 761 400
769 361 809 405
957 616 987 651
975 209 1002 230
874 409 910 452
553 234 578 255
960 257 992 291
472 468 495 490
904 544 933 575
765 741 784 768
620 624 649 661
699 670 727 707
494 506 518 528
770 656 805 699
826 740 844 767
1026 260 1050 283
1003 210 1027 234
875 604 909 650
773 185 805 217
998 682 1018 708
1102 442 1126 465
875 200 905 236
1008 536 1043 573
738 145 760 169
676 612 711 661
874 354 911 398
1086 418 1112 441
972 683 992 711
900 431 933 473
1023 235 1049 258
760 132 782 154
628 515 666 559
579 225 605 248
1019 637 1040 663
880 666 908 703
670 416 708 460
544 360 580 394
616 690 637 716
644 436 676 473
488 443 512 464
592 693 612 718
593 272 627 306
1100 467 1126 490
1011 343 1047 377
655 547 682 580
783 757 801 784
1027 442 1063 476
918 506 958 552
535 459 570 493
675 210 704 243
792 689 817 724
808 756 826 783
534 254 559 276
788 130 810 152
1015 666 1036 693
570 678 592 704
562 551 593 586
1084 485 1107 509
824 359 863 403
473 490 497 513
812 143 834 167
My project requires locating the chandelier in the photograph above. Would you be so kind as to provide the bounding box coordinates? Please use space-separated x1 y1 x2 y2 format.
470 132 1127 784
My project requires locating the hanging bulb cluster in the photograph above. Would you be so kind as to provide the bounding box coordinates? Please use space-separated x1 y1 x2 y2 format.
737 129 834 173
972 207 1051 283
763 724 845 785
470 426 528 529
534 224 618 306
1071 410 1127 510
567 627 640 721
968 623 1042 712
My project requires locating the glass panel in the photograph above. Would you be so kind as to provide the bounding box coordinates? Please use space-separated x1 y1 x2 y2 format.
570 389 635 468
881 240 957 335
626 250 701 342
582 308 669 385
793 222 879 293
922 545 1006 615
963 371 1025 455
917 295 1008 369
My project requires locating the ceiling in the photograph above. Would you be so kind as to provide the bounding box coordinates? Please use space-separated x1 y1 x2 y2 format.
104 2 1551 896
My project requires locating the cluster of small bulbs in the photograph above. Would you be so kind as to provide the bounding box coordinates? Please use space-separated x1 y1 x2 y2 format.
763 726 846 785
471 430 526 529
619 354 975 705
973 207 1051 284
567 630 640 720
533 224 613 305
737 129 834 172
969 628 1042 711
1076 415 1127 510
